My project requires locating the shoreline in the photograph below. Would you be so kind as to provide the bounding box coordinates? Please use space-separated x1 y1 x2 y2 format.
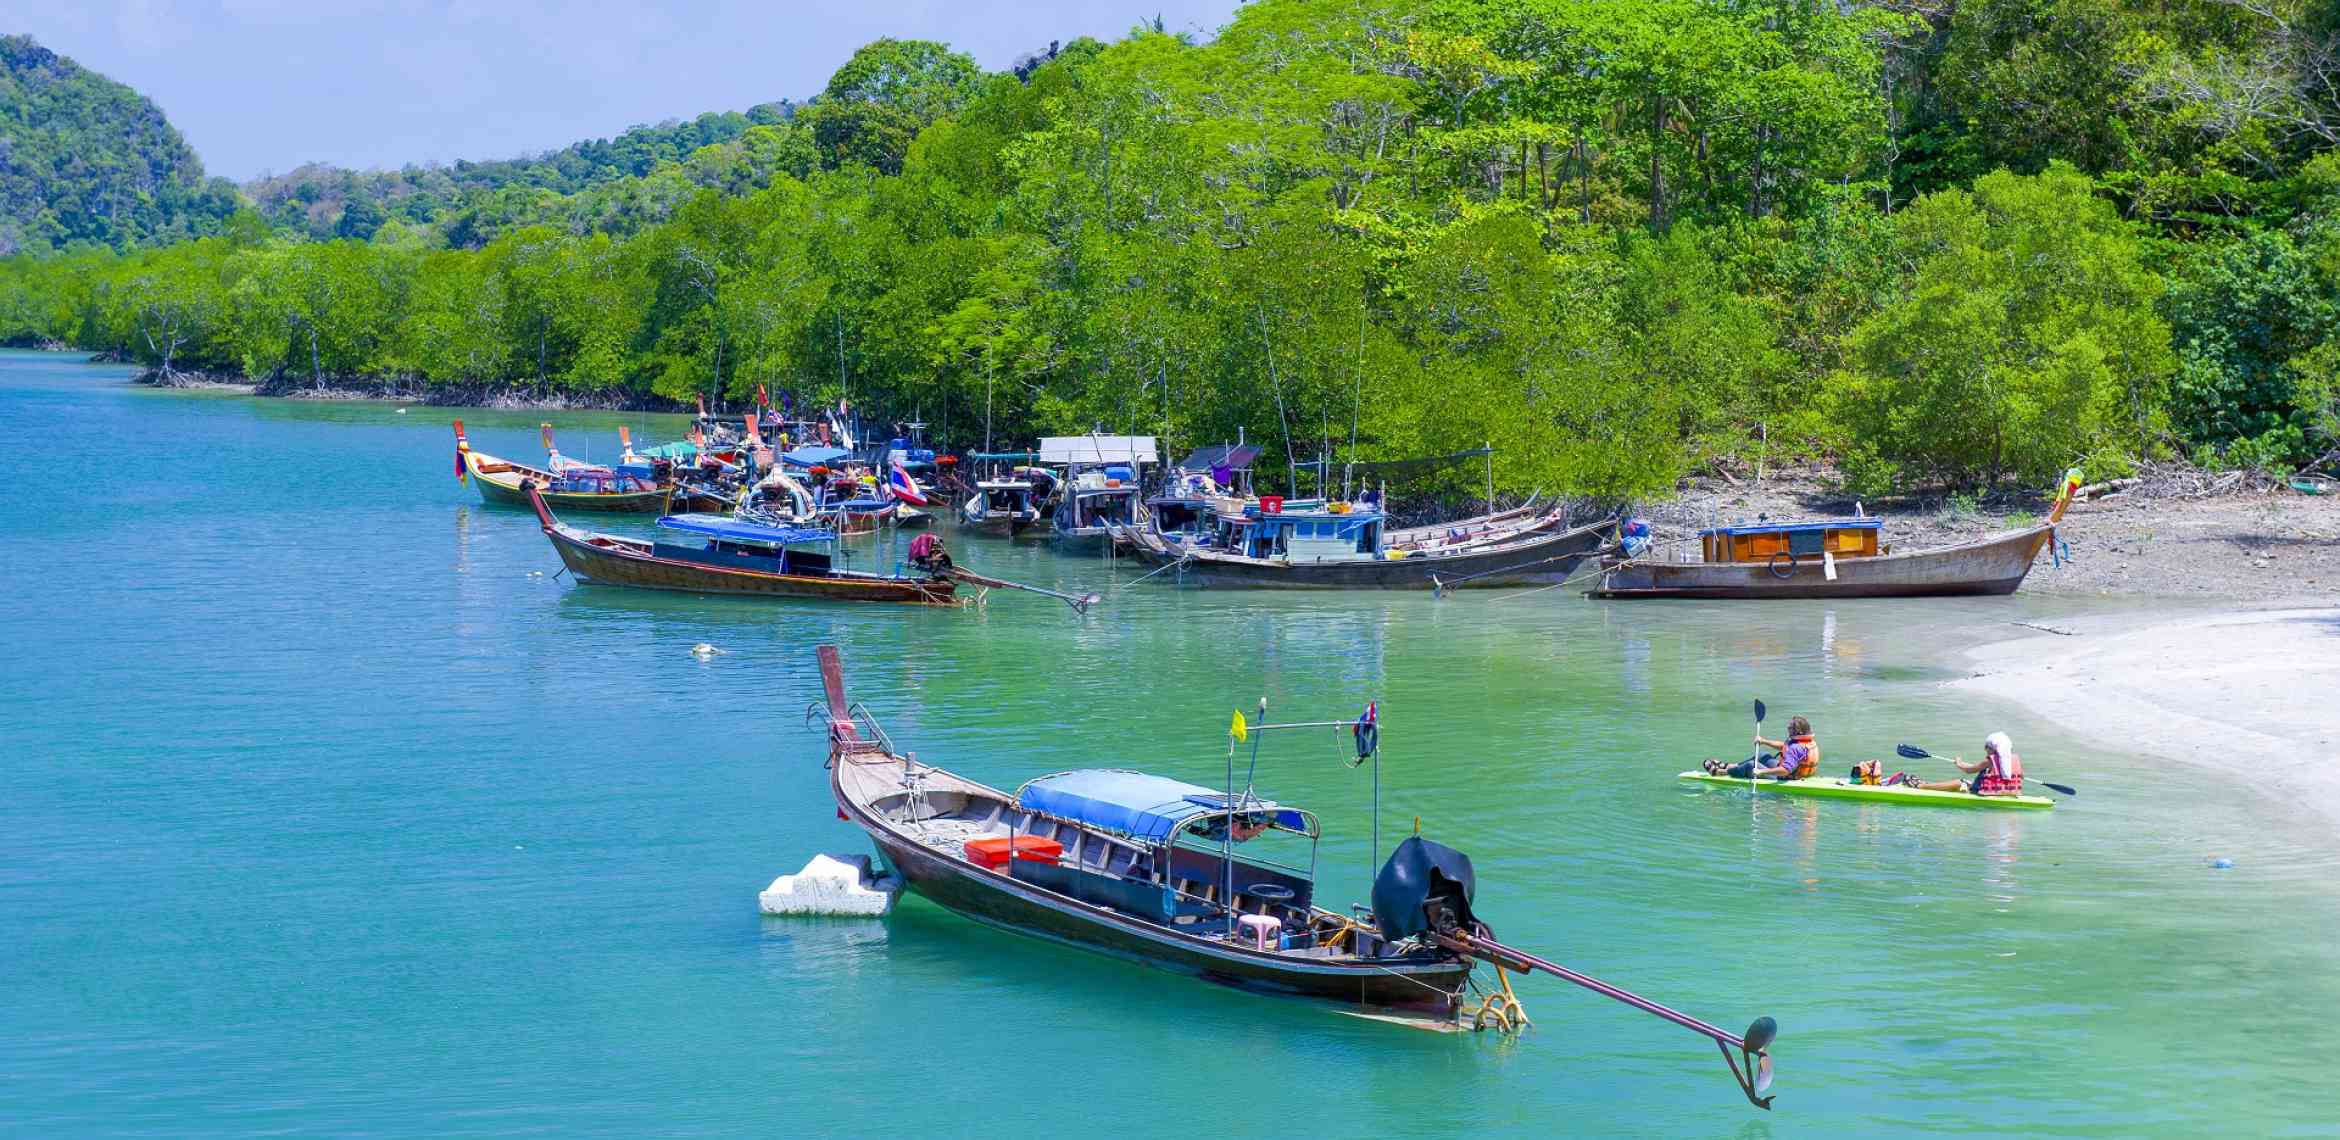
1955 605 2340 829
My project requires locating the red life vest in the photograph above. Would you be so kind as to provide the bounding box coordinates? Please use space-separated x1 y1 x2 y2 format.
1976 748 2024 793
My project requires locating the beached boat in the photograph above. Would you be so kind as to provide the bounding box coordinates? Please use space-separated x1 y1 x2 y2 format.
456 421 673 513
811 646 1784 1106
1120 500 1614 590
1589 470 2084 600
526 485 956 605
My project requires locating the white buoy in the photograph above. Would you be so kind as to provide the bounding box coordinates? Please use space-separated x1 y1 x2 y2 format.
691 642 720 658
759 853 900 916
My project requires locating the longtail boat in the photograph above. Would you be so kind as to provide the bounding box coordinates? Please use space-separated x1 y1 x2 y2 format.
527 485 956 605
1118 500 1613 590
812 646 1781 1107
1589 468 2084 600
455 421 672 513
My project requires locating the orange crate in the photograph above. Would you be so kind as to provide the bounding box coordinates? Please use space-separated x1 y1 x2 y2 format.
964 836 1063 870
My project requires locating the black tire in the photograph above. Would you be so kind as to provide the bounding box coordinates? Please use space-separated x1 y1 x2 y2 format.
1767 551 1797 579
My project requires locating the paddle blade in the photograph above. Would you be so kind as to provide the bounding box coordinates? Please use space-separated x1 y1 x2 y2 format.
1752 700 1766 724
1896 744 1931 760
2039 781 2077 797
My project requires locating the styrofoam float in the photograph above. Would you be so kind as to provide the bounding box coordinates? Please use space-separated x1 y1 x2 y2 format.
758 853 901 916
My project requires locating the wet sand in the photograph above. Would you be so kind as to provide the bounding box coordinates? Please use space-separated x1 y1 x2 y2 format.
1958 607 2340 828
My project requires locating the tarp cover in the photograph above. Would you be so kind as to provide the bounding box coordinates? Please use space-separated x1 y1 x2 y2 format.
1177 444 1261 472
639 442 699 460
1019 769 1299 843
1039 435 1158 466
1370 836 1480 942
781 446 851 467
656 513 835 545
1020 770 1212 842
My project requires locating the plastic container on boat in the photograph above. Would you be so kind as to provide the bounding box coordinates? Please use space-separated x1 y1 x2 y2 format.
964 836 1064 869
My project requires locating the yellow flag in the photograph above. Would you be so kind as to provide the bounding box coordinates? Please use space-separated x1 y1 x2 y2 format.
1230 711 1247 742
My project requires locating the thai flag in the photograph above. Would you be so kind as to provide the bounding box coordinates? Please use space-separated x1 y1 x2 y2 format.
887 459 930 505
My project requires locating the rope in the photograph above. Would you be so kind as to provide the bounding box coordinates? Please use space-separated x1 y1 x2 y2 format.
1112 550 1193 592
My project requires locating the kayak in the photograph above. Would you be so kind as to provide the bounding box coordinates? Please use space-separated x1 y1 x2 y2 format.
1676 771 2054 811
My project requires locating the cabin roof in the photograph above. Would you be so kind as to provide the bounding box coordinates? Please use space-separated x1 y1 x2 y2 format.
1698 517 1883 538
1017 769 1305 843
656 513 836 545
1040 435 1159 465
1178 443 1261 472
781 445 851 467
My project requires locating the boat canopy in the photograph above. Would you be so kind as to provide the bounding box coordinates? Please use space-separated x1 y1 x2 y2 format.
1040 435 1159 466
781 445 851 467
656 513 836 545
638 442 699 461
1177 443 1260 472
1698 517 1882 538
1017 769 1305 843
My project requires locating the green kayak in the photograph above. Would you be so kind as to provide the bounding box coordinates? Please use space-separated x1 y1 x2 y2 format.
1676 771 2054 810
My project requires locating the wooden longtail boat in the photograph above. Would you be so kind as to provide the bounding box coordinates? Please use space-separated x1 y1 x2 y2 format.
1588 469 2084 600
811 646 1784 1107
527 485 956 605
818 647 1473 1008
455 421 671 513
1119 503 1614 590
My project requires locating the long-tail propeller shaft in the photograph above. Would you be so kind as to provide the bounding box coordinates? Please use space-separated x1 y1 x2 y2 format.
1439 932 1777 1110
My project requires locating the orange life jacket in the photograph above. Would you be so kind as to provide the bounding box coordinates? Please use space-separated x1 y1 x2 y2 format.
1782 735 1818 780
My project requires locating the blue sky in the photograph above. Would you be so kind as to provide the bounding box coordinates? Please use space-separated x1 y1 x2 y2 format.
4 1 1244 181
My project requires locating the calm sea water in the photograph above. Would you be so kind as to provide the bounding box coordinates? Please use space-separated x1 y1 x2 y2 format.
3 349 2337 1136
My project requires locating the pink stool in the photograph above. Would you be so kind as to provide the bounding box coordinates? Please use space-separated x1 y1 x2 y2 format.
1238 913 1282 950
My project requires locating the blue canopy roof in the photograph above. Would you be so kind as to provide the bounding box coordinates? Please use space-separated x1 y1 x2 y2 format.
1017 769 1305 843
656 513 836 545
781 445 851 467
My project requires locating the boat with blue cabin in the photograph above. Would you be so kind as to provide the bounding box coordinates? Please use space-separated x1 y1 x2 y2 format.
1042 435 1158 552
1122 496 1613 590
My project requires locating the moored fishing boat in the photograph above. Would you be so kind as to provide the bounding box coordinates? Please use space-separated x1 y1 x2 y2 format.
958 464 1059 537
527 484 956 605
1120 499 1614 590
811 645 1783 1106
1042 435 1156 552
456 421 672 513
1590 469 2084 600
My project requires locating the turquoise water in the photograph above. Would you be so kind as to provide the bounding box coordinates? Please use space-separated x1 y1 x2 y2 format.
4 349 2337 1136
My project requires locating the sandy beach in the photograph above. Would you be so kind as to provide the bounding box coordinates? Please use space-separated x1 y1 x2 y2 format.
1958 607 2340 827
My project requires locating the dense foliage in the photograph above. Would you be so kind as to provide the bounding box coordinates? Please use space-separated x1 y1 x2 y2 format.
0 36 243 254
5 2 2338 497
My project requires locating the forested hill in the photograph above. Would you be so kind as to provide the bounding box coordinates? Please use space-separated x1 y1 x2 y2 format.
245 103 801 244
0 35 242 254
5 6 2337 500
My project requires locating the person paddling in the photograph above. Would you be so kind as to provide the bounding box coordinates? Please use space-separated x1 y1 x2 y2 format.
1908 732 2024 796
1702 716 1819 781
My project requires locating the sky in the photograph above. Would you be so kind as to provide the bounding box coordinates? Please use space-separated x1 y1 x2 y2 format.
4 0 1245 182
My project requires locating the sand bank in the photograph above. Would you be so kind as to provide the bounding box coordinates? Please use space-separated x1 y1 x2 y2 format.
1957 607 2340 827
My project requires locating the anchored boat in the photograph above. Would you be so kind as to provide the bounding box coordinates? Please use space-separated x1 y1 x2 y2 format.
527 485 957 605
1119 499 1613 590
455 421 673 513
1591 469 2084 599
811 646 1781 1106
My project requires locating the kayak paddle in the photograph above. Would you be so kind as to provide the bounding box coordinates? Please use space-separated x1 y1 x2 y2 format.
1895 744 2075 796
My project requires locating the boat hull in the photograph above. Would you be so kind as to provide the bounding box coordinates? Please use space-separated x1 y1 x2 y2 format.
467 449 673 513
1590 526 2054 599
1127 518 1613 590
528 494 956 605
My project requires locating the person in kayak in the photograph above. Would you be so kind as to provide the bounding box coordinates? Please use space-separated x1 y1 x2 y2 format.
1848 759 1917 787
1908 732 2025 796
1702 716 1819 781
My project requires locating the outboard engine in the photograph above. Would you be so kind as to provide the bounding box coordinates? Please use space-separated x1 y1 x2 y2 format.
1370 836 1481 942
